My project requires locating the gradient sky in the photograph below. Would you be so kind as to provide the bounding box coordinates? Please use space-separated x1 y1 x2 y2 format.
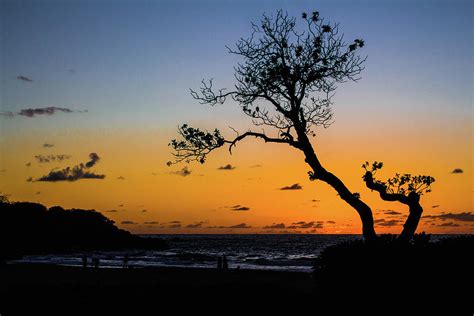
1 0 472 234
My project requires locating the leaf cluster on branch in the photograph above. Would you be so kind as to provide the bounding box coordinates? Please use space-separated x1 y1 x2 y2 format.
168 125 225 164
362 161 435 198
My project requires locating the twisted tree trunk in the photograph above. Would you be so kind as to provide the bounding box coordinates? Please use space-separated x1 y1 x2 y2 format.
363 172 423 242
398 193 423 242
296 130 377 241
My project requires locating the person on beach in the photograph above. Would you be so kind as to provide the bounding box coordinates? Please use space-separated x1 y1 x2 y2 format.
217 256 222 269
82 255 87 269
93 257 99 270
123 254 129 268
223 255 228 270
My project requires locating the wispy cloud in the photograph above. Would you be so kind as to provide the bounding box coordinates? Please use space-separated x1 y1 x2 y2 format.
35 152 105 182
288 221 323 229
382 210 402 215
2 107 86 118
43 143 54 148
374 219 402 227
17 75 33 82
19 107 74 117
451 168 463 174
423 212 474 222
438 222 460 227
314 221 324 229
121 221 137 225
186 222 205 228
170 166 192 177
218 164 236 170
230 205 250 211
34 154 71 163
280 183 303 190
263 223 286 229
228 223 252 229
208 223 252 229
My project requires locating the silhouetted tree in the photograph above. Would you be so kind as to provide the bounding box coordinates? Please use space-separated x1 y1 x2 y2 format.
169 10 417 241
362 161 434 242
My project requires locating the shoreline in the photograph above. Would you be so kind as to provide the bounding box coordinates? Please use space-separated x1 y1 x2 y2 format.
7 260 314 273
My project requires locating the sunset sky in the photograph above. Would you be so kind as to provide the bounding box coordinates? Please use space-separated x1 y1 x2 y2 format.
1 0 472 234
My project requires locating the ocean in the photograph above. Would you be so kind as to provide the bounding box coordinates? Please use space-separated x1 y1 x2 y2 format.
11 234 452 272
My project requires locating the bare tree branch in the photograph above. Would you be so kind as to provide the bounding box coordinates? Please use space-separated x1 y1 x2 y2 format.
168 125 299 165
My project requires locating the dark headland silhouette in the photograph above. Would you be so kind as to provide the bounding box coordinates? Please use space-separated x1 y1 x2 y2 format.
0 199 167 261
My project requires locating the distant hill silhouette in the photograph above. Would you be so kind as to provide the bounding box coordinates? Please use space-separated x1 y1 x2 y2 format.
0 201 167 260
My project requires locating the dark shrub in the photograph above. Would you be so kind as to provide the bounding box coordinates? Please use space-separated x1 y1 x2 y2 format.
313 234 473 312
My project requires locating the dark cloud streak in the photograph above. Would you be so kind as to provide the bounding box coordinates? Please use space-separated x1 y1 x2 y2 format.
35 154 71 163
1 107 86 118
280 183 303 190
170 167 191 177
35 152 105 182
17 75 33 82
218 164 236 170
423 212 474 222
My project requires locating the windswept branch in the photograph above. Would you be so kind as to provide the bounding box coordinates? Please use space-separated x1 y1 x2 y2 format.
168 124 299 165
363 171 411 205
362 161 435 204
362 161 435 241
227 131 299 154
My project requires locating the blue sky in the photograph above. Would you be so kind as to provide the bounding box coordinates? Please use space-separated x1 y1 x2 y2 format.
2 0 472 133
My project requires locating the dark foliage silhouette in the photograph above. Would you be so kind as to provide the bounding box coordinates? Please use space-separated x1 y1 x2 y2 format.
0 199 167 261
362 161 435 241
313 234 473 312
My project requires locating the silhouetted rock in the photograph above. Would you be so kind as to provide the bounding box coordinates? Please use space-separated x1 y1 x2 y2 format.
0 201 167 261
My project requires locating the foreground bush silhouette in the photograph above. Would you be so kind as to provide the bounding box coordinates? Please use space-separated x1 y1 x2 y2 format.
313 234 473 311
0 200 167 260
